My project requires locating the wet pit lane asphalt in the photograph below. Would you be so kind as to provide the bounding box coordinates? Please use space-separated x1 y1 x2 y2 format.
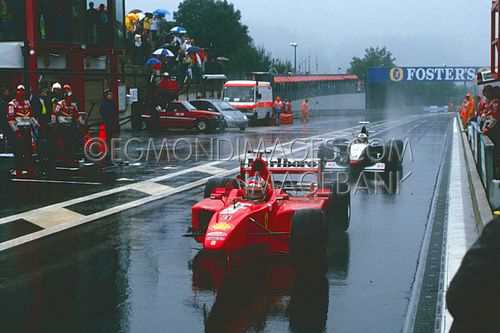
0 109 454 332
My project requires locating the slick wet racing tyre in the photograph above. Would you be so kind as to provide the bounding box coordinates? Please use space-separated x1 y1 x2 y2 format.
325 187 351 232
290 209 327 274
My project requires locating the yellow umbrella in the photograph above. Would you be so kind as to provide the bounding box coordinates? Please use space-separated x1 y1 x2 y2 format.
127 13 139 22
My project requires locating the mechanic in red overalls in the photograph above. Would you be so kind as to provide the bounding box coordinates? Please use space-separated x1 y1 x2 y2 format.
7 85 39 178
51 85 84 167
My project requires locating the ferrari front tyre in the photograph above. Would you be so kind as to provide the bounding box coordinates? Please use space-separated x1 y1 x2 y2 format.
290 209 327 274
204 177 236 198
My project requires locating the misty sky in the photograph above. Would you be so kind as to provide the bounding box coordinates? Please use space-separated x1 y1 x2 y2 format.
126 0 490 73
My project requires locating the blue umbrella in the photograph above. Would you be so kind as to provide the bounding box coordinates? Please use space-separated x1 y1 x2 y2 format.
153 9 171 16
145 58 161 65
186 46 201 54
170 26 187 34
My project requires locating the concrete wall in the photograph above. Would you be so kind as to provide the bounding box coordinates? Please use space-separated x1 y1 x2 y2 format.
291 93 366 111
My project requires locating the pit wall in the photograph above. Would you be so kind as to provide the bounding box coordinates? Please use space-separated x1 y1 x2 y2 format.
291 93 366 112
177 92 366 111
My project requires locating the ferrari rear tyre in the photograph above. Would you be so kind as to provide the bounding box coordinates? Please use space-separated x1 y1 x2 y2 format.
204 177 236 198
325 189 351 231
290 209 327 274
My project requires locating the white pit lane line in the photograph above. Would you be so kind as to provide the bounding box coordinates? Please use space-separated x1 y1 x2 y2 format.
11 178 102 186
0 115 424 252
440 119 478 333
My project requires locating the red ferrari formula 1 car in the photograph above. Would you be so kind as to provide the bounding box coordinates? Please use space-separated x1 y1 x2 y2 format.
187 153 351 271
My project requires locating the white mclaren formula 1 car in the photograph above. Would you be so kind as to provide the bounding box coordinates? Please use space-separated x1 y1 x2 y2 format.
318 122 405 174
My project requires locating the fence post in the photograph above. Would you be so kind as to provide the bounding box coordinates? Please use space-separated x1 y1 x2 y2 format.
481 135 495 195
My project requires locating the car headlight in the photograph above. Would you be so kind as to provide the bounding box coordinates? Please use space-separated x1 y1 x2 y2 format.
243 115 248 120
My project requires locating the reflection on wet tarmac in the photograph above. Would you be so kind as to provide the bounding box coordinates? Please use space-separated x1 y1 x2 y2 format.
0 111 453 332
190 228 349 333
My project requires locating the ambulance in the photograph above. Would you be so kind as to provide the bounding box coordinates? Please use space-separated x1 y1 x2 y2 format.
222 80 274 122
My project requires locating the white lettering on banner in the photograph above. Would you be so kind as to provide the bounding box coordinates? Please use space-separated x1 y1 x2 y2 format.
371 66 480 83
401 67 479 82
426 68 434 81
416 68 426 81
467 68 476 81
407 68 416 81
435 68 445 80
445 68 454 80
455 68 465 81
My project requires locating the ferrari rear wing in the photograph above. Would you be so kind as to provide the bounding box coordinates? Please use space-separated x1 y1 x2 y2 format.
240 157 321 174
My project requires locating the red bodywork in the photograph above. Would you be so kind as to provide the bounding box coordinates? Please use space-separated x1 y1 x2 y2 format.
142 101 221 129
191 158 331 256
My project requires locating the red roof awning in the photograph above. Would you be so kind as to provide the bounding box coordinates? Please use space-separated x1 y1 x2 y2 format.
273 75 359 83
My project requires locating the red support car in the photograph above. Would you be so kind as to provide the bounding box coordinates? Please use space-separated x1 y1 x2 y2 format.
142 101 224 132
187 153 351 272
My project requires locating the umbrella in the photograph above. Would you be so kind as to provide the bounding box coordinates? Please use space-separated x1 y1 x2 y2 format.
137 13 146 21
170 26 187 34
152 48 175 57
128 9 142 14
186 46 201 54
145 58 161 65
153 9 171 16
126 13 138 21
217 57 230 62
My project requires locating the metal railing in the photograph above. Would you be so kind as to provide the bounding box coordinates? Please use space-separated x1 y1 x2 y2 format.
465 118 496 206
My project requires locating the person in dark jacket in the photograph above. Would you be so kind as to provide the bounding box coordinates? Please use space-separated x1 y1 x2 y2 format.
446 217 500 332
31 89 51 127
99 90 118 161
0 86 12 133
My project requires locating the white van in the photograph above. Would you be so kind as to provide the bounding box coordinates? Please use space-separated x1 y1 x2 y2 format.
222 81 273 121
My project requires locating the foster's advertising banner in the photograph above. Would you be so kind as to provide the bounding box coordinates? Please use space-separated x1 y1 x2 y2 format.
368 67 479 83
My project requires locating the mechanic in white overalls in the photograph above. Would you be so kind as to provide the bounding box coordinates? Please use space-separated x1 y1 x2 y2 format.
7 85 40 177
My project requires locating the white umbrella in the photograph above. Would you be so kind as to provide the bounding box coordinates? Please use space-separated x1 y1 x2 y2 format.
152 48 175 57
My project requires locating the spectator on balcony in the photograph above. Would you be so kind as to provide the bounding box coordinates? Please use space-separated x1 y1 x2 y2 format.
143 14 153 40
96 4 109 44
86 2 98 44
142 28 152 61
150 15 160 46
133 28 143 65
